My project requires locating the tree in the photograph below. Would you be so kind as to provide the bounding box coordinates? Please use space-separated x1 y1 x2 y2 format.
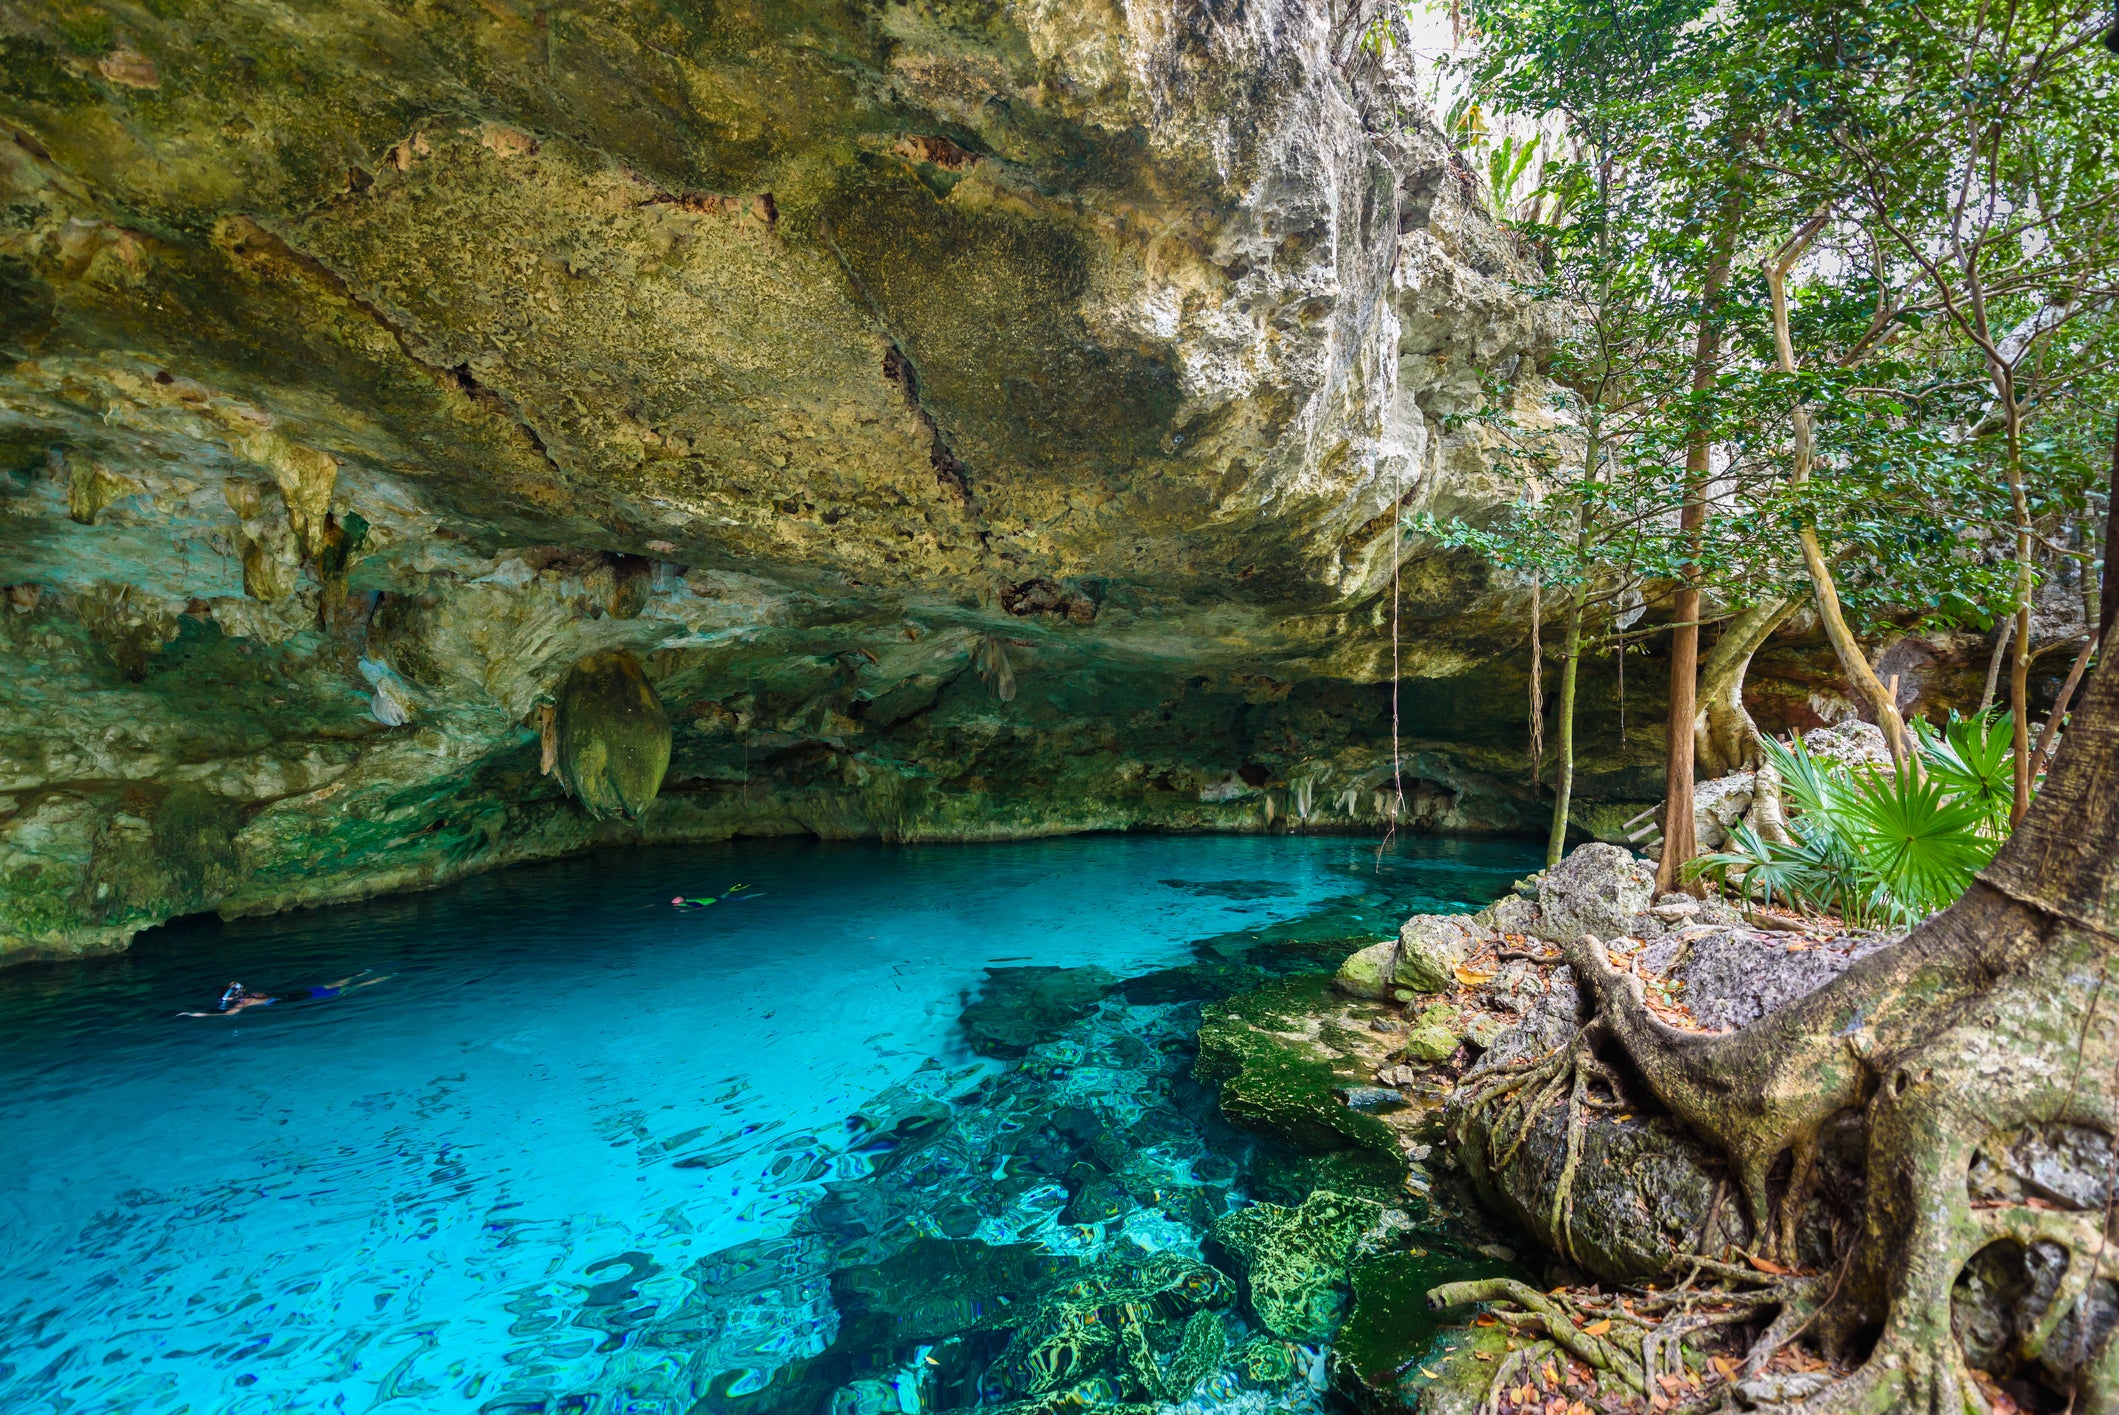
1438 0 2119 1404
1451 0 1782 870
1562 597 2119 1411
1745 0 2119 817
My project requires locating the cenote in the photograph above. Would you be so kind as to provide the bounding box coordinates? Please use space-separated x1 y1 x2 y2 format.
0 833 1538 1415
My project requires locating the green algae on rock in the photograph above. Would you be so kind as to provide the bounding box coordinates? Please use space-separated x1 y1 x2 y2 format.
1329 1247 1522 1413
1209 1188 1401 1342
552 649 670 821
1195 974 1404 1159
1400 1002 1462 1062
989 1250 1231 1404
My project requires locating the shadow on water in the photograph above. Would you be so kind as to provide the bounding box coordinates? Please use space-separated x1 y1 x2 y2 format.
0 831 1541 1415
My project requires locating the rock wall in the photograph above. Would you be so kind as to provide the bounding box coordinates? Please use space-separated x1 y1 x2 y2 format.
0 0 1608 962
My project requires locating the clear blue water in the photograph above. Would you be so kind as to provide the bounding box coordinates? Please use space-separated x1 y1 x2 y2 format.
0 833 1537 1415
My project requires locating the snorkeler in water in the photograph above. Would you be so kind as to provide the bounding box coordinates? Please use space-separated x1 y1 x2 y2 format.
178 981 276 1017
301 972 391 1000
671 884 758 910
180 972 388 1017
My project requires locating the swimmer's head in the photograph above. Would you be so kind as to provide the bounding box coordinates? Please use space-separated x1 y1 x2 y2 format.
671 896 683 905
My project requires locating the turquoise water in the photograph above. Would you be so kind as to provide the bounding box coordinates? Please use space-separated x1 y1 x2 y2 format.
0 834 1536 1415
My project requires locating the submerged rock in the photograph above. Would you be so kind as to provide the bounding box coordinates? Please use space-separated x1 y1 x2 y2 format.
962 966 1116 1058
1210 1189 1399 1341
829 1238 1079 1351
989 1250 1231 1403
554 650 672 820
1329 1247 1519 1414
1195 975 1403 1159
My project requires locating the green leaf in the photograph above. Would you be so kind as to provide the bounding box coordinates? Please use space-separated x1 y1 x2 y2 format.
1834 763 2000 921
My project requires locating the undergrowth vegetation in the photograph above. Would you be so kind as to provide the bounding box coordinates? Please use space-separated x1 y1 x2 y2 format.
1690 713 2018 926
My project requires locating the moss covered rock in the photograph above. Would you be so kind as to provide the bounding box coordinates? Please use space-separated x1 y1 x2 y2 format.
1195 975 1401 1158
1209 1188 1397 1342
1402 1003 1462 1062
1334 940 1399 999
554 650 670 821
1328 1247 1523 1413
1394 914 1483 993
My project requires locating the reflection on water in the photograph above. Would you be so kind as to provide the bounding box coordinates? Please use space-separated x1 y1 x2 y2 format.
0 833 1537 1414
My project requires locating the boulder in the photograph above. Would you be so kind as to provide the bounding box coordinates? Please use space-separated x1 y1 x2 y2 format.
1334 940 1400 1000
1448 919 1909 1285
1802 719 1894 770
1450 1083 1749 1283
1333 914 1482 999
1394 914 1481 992
1473 893 1542 936
1401 1004 1461 1062
1691 772 1755 852
1529 843 1657 946
1646 928 1892 1031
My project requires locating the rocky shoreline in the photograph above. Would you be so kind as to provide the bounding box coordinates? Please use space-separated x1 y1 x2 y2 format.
1188 838 2119 1412
1177 841 1881 1409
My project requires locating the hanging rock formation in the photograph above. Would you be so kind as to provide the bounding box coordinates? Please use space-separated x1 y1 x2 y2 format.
0 0 1650 962
553 650 670 821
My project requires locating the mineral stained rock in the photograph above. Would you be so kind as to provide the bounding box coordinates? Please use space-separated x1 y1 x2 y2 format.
553 649 670 820
0 0 1647 962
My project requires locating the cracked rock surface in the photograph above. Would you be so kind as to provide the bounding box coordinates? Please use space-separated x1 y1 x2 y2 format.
0 0 1645 961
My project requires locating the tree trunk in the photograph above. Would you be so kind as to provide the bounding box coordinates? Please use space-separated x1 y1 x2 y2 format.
1546 589 1585 868
2008 408 2036 824
1798 523 1910 764
1763 216 1911 765
1694 597 1796 778
1978 614 2015 714
1658 203 1740 894
2103 417 2118 643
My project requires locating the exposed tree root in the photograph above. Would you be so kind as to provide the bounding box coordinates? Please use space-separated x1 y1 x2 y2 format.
1431 1273 1788 1410
1449 1023 1635 1269
1434 656 2119 1411
1430 1278 1648 1392
1480 1340 1556 1415
1550 905 2119 1409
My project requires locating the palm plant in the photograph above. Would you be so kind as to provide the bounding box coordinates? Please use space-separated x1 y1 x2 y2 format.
1687 714 2015 927
1912 710 2016 834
